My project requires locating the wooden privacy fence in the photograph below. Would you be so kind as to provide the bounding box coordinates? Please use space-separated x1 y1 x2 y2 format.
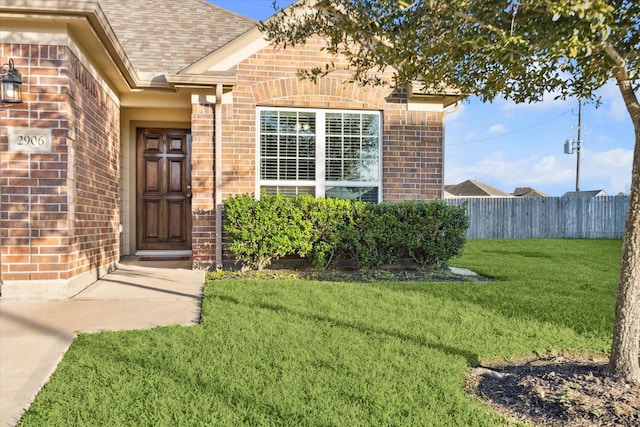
444 196 630 239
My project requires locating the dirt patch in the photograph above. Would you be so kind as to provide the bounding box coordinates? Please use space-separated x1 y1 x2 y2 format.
467 357 640 426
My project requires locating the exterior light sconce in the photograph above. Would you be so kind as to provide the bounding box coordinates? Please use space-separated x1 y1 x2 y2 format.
1 59 23 104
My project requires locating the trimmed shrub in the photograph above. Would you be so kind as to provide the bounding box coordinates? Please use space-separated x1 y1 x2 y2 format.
297 195 356 269
224 194 469 271
342 202 401 269
298 197 401 270
391 200 469 270
224 192 312 270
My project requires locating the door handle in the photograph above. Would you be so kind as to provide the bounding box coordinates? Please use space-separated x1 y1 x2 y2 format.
185 185 192 199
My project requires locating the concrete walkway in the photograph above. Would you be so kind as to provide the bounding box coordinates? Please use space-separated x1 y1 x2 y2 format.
0 259 205 427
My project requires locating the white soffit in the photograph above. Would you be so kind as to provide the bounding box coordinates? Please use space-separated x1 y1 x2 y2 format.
407 101 445 112
190 92 234 105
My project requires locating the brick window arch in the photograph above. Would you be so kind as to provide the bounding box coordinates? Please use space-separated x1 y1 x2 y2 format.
251 77 388 109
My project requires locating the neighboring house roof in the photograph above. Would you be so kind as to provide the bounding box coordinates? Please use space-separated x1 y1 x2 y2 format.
98 0 256 77
512 187 549 197
445 180 513 197
562 190 608 197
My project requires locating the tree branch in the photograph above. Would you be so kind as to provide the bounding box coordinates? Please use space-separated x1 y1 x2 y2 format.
604 43 640 118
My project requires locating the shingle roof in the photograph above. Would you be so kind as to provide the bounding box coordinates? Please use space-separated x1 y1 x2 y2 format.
98 0 256 76
445 180 513 197
512 187 549 197
562 190 608 197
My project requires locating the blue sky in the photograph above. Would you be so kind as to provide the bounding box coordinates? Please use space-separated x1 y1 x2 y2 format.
209 0 634 197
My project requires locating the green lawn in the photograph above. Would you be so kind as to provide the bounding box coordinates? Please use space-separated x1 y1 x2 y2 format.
19 239 622 426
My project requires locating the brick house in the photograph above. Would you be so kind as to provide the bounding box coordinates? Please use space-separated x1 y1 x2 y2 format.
0 0 459 299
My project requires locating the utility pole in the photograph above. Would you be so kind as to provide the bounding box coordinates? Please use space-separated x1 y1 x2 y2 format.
564 99 583 192
576 100 582 192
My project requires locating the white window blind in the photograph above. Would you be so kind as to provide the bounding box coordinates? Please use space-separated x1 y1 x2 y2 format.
257 107 382 203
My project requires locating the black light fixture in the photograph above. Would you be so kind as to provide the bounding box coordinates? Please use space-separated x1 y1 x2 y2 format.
1 59 23 103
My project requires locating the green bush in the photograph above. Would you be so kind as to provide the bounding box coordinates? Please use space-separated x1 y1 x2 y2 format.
224 194 469 271
295 197 401 270
342 202 401 269
297 195 355 269
224 192 312 270
391 200 469 269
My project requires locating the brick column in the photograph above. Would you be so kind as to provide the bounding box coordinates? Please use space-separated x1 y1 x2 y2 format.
0 44 73 294
190 99 216 268
1 43 120 298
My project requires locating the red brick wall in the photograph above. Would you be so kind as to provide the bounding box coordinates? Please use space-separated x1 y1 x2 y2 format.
383 109 444 201
66 51 120 279
191 102 216 267
0 43 119 293
188 38 444 267
226 37 444 203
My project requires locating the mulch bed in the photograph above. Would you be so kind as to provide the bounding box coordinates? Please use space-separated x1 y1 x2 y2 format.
210 264 489 283
467 356 640 426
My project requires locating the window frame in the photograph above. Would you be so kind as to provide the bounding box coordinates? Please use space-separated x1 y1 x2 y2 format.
255 106 383 203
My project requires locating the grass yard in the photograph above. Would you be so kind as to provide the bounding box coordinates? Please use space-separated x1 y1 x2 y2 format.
19 239 622 426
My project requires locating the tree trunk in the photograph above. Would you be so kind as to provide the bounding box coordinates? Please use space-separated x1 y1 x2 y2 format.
607 76 640 385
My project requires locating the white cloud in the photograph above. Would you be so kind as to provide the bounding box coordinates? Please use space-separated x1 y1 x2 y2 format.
531 155 574 181
446 151 574 191
594 81 631 122
488 123 507 135
608 98 629 122
445 148 631 196
581 147 633 194
583 147 632 174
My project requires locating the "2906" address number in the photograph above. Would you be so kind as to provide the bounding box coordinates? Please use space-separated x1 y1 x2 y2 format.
8 128 52 153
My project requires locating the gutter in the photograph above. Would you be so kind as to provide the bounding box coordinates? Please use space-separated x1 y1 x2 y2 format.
215 84 223 269
444 101 461 115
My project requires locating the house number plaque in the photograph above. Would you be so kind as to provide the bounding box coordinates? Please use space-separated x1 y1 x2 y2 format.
8 127 52 153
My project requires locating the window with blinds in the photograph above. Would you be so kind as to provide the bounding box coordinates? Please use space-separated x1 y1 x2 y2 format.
257 108 382 203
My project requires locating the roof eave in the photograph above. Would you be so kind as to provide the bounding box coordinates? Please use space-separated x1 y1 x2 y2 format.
180 26 266 75
408 81 467 106
180 0 313 75
165 73 237 88
0 0 143 92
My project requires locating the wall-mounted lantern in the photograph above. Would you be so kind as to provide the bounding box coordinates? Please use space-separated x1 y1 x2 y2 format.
1 59 23 103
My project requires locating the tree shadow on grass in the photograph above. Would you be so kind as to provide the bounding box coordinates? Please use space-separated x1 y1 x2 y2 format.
209 294 480 367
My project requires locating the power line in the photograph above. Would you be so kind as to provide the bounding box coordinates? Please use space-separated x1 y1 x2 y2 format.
446 109 572 146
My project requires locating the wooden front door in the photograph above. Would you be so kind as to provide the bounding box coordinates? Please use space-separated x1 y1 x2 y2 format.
137 128 192 250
